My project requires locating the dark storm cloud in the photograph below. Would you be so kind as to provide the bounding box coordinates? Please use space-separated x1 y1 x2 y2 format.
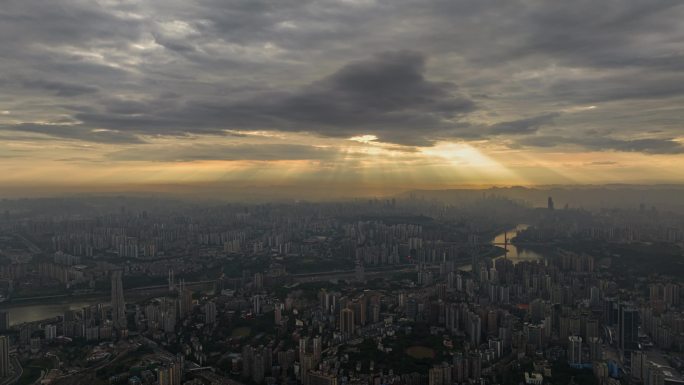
0 124 145 144
548 74 684 104
0 0 143 47
67 51 475 146
1 0 683 154
20 80 99 97
487 113 560 135
107 143 340 162
225 51 475 144
519 136 684 155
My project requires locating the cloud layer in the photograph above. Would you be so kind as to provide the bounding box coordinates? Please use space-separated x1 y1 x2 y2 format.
1 0 684 162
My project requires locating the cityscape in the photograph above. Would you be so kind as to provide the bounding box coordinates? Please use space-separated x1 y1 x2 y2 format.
0 192 682 385
2 0 684 385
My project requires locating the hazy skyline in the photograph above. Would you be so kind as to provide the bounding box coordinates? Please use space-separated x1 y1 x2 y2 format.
2 0 684 196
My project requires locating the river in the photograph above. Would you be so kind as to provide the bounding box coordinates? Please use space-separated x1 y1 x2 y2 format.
1 299 104 326
458 224 545 272
492 224 545 264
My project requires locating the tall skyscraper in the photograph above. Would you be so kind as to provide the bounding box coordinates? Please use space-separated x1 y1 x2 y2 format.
568 336 582 366
619 305 639 354
312 336 322 364
469 234 479 278
253 272 264 292
631 350 647 381
252 295 262 315
588 337 602 362
111 270 126 329
274 302 283 325
168 269 175 292
469 314 481 346
242 345 254 380
299 336 308 360
340 308 355 338
157 360 182 385
205 301 217 324
44 324 57 341
0 312 8 332
0 335 9 378
252 353 265 384
300 353 314 385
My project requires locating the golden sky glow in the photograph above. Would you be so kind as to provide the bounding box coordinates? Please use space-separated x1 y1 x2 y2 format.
2 0 684 198
2 129 684 198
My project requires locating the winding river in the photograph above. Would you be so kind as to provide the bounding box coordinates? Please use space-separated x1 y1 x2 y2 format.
1 299 103 326
492 224 545 264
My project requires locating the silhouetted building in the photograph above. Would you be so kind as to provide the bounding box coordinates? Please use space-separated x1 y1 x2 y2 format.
340 308 355 338
111 270 126 329
619 304 639 354
0 335 9 378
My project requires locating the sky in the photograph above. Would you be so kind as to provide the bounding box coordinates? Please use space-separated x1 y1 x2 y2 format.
1 0 684 197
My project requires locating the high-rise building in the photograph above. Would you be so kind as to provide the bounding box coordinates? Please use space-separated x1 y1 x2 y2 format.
0 312 8 332
588 337 602 362
469 352 482 380
446 303 459 334
163 304 176 333
205 301 217 324
619 305 639 354
589 287 601 307
405 297 418 320
340 308 355 338
664 283 680 308
44 324 57 341
525 323 544 350
156 359 182 385
0 335 9 378
547 196 555 210
300 353 314 385
242 345 254 380
110 270 126 329
274 302 283 325
178 280 193 318
253 273 264 292
469 234 479 278
252 353 264 383
312 336 322 364
603 297 619 326
631 350 647 381
568 336 582 366
584 318 599 341
469 314 481 346
168 269 175 292
299 337 308 360
429 364 448 385
252 295 262 315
